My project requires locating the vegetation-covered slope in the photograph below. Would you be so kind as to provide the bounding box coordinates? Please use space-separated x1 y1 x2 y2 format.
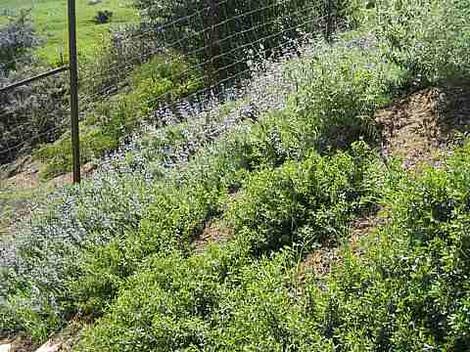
1 0 470 350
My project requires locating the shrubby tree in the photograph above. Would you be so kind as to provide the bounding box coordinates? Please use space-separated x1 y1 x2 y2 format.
0 11 38 77
0 14 68 165
134 0 352 81
374 0 470 82
0 71 68 165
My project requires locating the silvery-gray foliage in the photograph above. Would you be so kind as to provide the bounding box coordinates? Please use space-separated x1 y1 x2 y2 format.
0 12 68 165
0 11 38 76
0 71 68 164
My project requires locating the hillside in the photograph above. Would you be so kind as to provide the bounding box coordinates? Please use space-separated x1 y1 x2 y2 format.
1 0 470 351
0 0 138 63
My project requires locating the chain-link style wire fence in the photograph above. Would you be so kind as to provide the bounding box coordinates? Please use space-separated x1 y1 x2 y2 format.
0 0 350 177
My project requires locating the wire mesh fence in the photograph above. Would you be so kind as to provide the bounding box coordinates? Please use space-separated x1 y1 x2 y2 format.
0 0 68 166
1 0 350 180
0 70 70 164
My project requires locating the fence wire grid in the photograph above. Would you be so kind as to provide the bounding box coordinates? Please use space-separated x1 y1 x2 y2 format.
0 0 349 174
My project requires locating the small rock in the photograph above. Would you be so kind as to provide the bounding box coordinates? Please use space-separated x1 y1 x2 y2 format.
35 341 60 352
88 0 102 5
0 344 12 352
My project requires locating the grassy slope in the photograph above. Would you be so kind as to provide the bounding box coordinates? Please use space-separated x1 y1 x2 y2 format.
0 0 138 64
0 0 138 237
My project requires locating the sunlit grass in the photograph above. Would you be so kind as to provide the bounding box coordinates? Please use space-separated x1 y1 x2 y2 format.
0 0 138 64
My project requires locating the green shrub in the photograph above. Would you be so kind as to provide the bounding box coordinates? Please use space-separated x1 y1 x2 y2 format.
2 27 407 339
77 141 470 352
286 43 407 151
372 0 470 83
67 138 384 319
306 142 470 350
68 180 225 315
73 143 386 350
227 142 385 253
206 252 329 352
76 240 323 352
5 0 470 343
76 239 251 352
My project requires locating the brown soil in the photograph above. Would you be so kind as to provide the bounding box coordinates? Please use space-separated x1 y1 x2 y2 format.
0 320 84 352
376 84 470 169
299 215 385 279
3 160 96 190
193 220 234 253
1 162 97 237
0 336 35 352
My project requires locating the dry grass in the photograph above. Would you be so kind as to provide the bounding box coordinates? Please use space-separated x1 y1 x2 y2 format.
376 83 470 169
0 161 96 237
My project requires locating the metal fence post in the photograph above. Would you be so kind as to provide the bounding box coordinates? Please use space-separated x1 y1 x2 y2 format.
325 0 333 43
68 0 81 183
206 0 219 86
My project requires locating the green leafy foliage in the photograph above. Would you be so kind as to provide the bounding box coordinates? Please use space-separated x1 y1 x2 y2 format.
371 0 470 83
0 26 421 341
70 182 223 315
76 238 327 351
76 143 470 352
306 142 470 350
227 143 384 253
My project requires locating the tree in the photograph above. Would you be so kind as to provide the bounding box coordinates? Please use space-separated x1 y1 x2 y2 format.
0 11 38 77
134 0 317 81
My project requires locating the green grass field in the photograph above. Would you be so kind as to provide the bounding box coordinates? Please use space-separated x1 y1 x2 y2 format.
0 0 138 64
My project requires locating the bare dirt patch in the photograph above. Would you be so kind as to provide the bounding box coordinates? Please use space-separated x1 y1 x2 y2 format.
0 336 35 352
376 84 470 169
0 162 96 237
299 215 386 279
3 160 96 190
193 220 234 253
0 320 84 352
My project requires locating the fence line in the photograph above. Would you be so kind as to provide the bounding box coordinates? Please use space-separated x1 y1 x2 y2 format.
83 27 316 138
1 0 344 183
79 4 325 85
80 11 327 107
0 66 68 93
